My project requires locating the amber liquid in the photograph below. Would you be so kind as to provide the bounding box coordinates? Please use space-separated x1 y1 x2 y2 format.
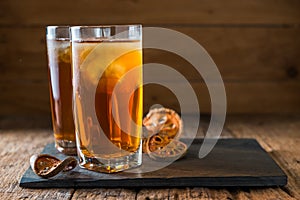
72 40 142 158
46 39 76 152
95 82 142 153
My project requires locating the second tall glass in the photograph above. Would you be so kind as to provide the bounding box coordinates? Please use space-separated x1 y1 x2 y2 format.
71 25 143 173
46 26 76 155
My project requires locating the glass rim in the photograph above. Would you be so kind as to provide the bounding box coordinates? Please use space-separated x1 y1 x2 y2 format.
70 24 142 42
70 24 142 29
46 26 70 40
46 25 70 29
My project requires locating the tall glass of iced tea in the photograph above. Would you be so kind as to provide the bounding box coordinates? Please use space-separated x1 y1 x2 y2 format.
46 26 76 155
71 25 143 173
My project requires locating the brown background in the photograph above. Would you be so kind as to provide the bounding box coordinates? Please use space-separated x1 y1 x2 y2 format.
1 0 300 121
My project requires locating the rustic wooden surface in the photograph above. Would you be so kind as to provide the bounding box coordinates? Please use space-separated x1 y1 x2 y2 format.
1 0 300 25
0 115 299 199
1 0 300 117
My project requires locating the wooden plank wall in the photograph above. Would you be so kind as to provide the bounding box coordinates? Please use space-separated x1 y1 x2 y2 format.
0 0 300 118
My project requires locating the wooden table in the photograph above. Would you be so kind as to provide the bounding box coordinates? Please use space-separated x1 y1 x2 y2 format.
0 116 299 199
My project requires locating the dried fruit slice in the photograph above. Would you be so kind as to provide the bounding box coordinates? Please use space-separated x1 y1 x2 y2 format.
147 134 170 152
30 154 77 178
146 139 187 162
143 107 182 139
143 107 186 161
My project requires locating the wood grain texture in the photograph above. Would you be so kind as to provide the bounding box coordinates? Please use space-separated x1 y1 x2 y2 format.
71 189 136 200
226 116 300 199
1 116 299 199
0 130 74 199
0 0 300 25
1 26 300 116
1 81 300 117
1 1 300 116
1 27 300 82
144 81 300 114
0 82 50 116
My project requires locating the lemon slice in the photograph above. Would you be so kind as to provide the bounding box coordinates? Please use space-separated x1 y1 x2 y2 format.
58 45 70 63
79 41 142 86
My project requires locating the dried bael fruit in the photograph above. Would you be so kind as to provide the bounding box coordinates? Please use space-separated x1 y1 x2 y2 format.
30 154 77 178
143 107 187 161
143 107 182 139
145 139 187 161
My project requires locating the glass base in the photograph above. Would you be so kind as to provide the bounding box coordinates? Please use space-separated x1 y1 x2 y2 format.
55 140 77 155
78 148 142 173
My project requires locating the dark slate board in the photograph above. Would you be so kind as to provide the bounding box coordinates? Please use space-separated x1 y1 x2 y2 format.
19 139 287 188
